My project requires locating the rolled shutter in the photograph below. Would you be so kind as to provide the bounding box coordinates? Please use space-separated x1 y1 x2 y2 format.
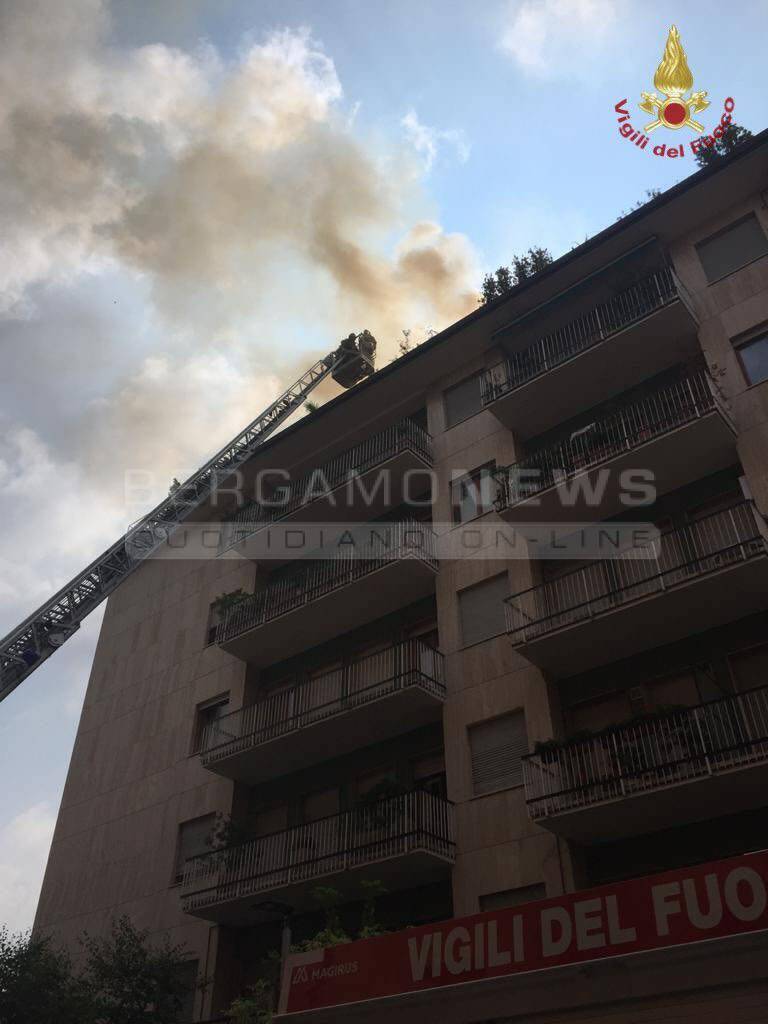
444 374 482 427
470 711 528 795
459 574 509 646
696 214 768 283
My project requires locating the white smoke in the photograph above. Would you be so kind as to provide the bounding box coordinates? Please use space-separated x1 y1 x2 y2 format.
0 0 479 606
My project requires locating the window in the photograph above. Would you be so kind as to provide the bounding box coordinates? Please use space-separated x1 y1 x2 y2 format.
302 786 340 823
412 751 447 798
444 374 482 428
696 214 768 284
451 463 497 523
469 710 528 796
736 332 768 386
728 643 768 693
480 883 545 912
174 815 215 883
356 766 396 800
458 573 509 646
191 694 229 754
254 803 289 837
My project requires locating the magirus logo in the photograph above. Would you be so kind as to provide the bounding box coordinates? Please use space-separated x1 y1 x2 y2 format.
614 25 736 160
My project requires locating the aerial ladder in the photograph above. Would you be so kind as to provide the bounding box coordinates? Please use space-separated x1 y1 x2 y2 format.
0 334 376 705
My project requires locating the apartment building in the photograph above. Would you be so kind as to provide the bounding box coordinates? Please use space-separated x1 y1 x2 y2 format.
35 131 768 1022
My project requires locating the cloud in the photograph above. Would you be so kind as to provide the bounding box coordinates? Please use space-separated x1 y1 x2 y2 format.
499 0 624 78
401 109 470 172
0 802 57 933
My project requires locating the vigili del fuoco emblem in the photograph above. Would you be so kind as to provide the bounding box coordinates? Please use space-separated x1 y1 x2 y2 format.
639 25 709 133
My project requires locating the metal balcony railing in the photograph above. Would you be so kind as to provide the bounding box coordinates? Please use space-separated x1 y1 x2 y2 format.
494 371 732 510
181 790 455 912
218 520 438 644
505 501 768 644
201 639 445 764
220 418 432 552
523 683 768 820
481 267 684 405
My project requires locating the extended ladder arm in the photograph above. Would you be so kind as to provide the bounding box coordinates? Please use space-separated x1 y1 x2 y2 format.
0 344 371 704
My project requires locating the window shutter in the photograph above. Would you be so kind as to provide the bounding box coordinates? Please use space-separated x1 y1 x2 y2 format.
696 214 768 283
469 711 528 796
444 374 482 427
458 574 509 646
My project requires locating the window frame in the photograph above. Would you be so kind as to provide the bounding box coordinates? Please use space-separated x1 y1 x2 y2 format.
173 814 216 885
190 693 230 755
451 462 498 524
735 329 768 388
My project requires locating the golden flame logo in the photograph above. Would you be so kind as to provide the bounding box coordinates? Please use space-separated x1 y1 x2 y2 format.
639 26 709 133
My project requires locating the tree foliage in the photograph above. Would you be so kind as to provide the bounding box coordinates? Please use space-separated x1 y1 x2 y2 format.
0 927 91 1024
0 917 195 1024
223 882 389 1023
79 916 194 1024
694 124 753 168
210 588 250 618
480 246 553 304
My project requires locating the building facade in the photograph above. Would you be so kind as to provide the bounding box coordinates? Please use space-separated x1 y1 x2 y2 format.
35 134 768 1022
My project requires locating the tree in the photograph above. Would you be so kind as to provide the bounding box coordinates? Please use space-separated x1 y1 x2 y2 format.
303 400 320 415
480 247 553 304
618 188 662 219
694 124 753 169
0 928 92 1024
79 916 195 1024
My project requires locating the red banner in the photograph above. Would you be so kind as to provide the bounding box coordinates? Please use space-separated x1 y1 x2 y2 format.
279 851 768 1014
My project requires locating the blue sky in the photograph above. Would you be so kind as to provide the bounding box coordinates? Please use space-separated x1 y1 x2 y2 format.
1 0 766 932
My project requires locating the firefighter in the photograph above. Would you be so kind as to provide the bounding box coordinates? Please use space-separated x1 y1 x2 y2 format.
358 329 377 373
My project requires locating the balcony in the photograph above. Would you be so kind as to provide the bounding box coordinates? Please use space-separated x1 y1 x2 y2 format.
219 419 432 559
523 684 768 842
217 521 438 666
505 501 768 677
201 640 445 783
181 790 455 924
493 372 736 525
481 267 699 438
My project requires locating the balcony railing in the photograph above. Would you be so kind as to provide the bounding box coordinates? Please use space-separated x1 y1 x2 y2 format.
523 683 768 820
181 790 455 912
481 267 682 405
201 639 445 763
218 520 438 644
506 501 768 644
220 418 432 551
494 371 731 510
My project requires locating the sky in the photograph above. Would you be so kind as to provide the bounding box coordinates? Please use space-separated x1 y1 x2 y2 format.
1 0 766 934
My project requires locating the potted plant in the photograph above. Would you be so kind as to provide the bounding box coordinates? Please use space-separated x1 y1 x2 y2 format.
211 588 251 619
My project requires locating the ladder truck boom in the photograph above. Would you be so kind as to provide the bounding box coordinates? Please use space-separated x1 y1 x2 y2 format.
0 339 375 705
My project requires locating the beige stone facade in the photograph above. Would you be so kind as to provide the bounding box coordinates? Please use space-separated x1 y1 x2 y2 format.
35 135 768 1022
